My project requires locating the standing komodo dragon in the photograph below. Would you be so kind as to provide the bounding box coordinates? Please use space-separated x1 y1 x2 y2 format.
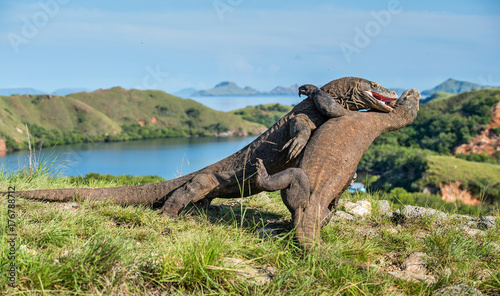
256 87 420 249
4 78 398 217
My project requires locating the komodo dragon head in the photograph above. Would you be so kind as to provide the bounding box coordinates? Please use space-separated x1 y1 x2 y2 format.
299 77 398 112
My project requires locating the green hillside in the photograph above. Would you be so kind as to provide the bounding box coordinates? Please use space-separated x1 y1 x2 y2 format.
361 89 500 201
419 91 453 104
421 78 498 97
0 88 266 150
374 88 500 154
231 103 292 127
422 155 500 198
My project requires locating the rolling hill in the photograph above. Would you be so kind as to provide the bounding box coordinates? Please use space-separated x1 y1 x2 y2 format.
421 78 499 97
0 87 266 151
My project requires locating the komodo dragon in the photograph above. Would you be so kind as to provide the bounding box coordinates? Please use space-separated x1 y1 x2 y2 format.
256 87 420 250
3 78 398 217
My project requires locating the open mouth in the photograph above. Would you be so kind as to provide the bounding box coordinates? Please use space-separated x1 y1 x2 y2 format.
370 91 397 103
364 91 398 111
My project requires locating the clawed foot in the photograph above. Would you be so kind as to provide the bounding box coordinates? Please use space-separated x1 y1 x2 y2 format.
397 88 420 108
298 84 319 97
255 158 269 182
282 135 307 160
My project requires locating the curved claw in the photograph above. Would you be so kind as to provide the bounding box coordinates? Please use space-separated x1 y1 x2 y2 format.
283 137 307 160
255 158 269 185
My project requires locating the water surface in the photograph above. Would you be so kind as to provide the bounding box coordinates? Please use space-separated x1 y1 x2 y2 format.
0 137 257 179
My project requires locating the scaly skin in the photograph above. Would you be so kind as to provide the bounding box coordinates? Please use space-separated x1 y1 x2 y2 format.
3 78 398 217
256 87 420 250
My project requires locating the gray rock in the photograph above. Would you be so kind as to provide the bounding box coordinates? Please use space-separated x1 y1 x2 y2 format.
467 216 497 230
432 284 483 296
53 202 80 210
332 210 355 221
377 200 391 214
356 227 378 238
388 252 436 284
458 225 487 237
453 214 474 221
401 205 447 221
222 257 275 285
344 200 371 217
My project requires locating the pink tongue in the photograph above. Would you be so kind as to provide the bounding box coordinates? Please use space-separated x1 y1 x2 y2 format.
372 92 396 102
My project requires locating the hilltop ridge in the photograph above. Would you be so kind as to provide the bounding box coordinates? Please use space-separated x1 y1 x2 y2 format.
0 88 266 151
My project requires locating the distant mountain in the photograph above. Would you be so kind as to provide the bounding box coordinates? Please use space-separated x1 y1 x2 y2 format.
0 88 93 96
0 88 47 96
192 81 299 96
174 88 199 98
421 78 498 97
192 81 257 96
267 84 299 95
52 88 92 96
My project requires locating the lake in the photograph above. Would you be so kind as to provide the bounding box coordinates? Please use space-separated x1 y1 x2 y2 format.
0 95 298 178
0 137 257 179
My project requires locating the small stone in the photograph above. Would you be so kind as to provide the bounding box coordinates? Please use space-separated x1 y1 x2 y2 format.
222 258 274 286
385 228 398 235
388 252 436 284
376 200 391 214
432 284 483 296
467 216 497 230
53 202 80 210
389 270 436 284
403 252 428 274
356 227 378 238
453 214 474 221
331 210 355 221
458 225 486 237
401 205 447 221
486 242 500 252
344 200 371 217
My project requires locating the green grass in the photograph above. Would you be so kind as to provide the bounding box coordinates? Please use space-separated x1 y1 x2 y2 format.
1 167 499 295
231 104 293 128
422 155 500 201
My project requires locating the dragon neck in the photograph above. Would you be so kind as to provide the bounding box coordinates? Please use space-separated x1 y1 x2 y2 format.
331 80 363 111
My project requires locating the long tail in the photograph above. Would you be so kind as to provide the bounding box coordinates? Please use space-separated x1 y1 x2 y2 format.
1 174 192 207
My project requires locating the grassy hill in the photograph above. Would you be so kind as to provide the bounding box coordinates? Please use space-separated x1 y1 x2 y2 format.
231 104 293 128
361 89 500 201
374 89 500 154
421 78 499 98
0 88 266 150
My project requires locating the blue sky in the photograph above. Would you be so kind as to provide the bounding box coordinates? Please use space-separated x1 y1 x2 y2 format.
1 0 499 93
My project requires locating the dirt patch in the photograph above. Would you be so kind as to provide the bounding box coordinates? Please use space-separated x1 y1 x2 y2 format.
439 181 481 206
0 138 6 151
455 98 500 156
